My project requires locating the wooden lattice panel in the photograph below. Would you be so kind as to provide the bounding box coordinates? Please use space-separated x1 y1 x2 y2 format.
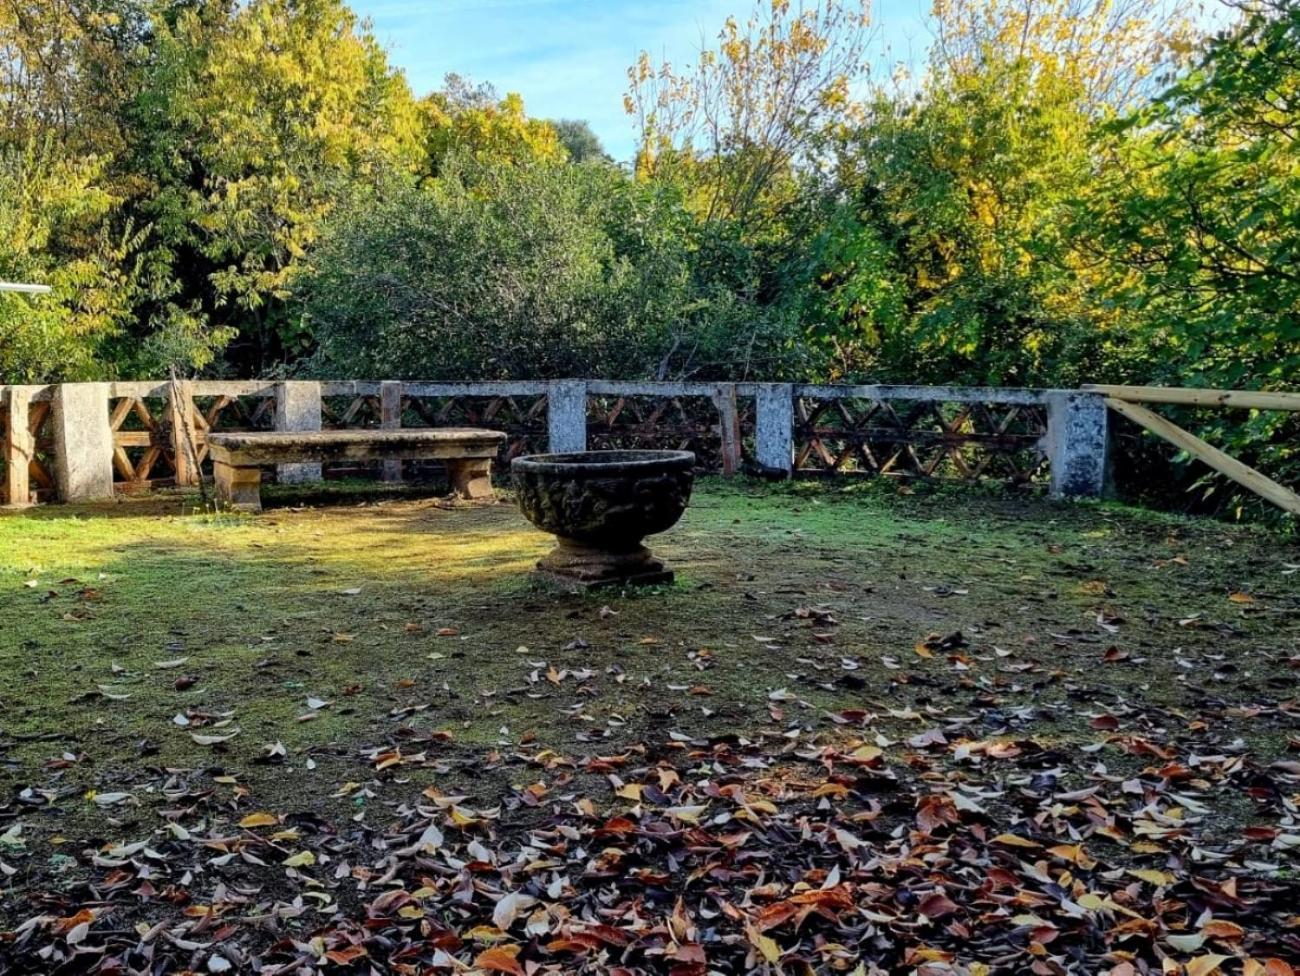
110 392 276 489
191 393 275 476
398 394 547 464
28 401 54 498
321 394 382 430
586 395 754 472
0 395 54 504
793 397 1047 483
109 396 176 488
193 393 274 439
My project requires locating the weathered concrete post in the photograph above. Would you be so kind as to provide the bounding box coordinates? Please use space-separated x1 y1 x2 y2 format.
52 382 114 502
547 379 587 454
754 383 794 478
1045 391 1108 499
274 381 322 484
380 381 403 483
711 383 742 475
2 386 34 507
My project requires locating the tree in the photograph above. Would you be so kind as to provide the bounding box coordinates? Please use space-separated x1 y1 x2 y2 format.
626 0 872 230
0 0 145 159
929 0 1197 115
0 0 155 380
300 161 641 380
1082 0 1300 511
297 156 812 382
550 118 609 163
1088 0 1299 389
193 0 422 360
421 76 564 175
0 141 137 380
810 0 1197 384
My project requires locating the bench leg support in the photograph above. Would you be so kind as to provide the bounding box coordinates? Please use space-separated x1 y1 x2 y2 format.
446 458 494 501
214 460 263 513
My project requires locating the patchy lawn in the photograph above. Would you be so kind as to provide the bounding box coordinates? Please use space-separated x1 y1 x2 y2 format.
0 479 1297 974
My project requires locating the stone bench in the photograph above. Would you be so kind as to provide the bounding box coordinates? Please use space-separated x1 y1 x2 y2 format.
207 428 507 512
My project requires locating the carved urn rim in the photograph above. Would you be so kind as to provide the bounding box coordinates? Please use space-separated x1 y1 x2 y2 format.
511 449 696 478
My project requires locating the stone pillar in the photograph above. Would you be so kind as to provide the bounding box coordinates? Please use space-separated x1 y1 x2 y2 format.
2 386 34 507
274 381 322 484
754 383 794 477
52 382 114 502
547 380 587 454
380 381 403 483
711 383 742 475
1045 391 1108 499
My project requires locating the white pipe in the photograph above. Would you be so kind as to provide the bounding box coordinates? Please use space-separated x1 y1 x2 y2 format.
0 281 52 294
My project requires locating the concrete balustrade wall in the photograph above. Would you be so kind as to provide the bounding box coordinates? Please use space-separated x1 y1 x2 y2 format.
0 379 1110 506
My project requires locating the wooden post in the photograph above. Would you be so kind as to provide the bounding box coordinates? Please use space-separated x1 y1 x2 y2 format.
380 381 403 483
1105 397 1300 516
712 383 742 476
3 387 33 507
168 380 199 487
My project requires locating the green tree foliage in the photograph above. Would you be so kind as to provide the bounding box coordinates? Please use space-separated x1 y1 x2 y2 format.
302 162 636 380
825 57 1098 384
1083 0 1300 511
1088 0 1299 389
421 76 563 175
628 0 871 231
0 0 143 158
549 118 608 163
0 0 144 380
122 0 424 373
299 158 810 381
0 143 137 380
0 0 424 379
814 0 1193 385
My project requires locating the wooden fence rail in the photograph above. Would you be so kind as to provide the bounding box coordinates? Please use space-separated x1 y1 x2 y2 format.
1083 384 1300 413
1085 384 1300 516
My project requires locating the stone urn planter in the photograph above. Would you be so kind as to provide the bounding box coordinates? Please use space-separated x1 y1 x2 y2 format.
511 450 695 588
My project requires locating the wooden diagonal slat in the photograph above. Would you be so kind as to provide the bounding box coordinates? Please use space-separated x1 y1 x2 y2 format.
1105 397 1300 516
109 397 134 432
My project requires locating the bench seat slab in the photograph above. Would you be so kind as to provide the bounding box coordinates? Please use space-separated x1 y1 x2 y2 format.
207 428 506 511
207 428 505 466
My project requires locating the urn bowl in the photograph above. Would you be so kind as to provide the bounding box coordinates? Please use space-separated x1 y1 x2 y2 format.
511 450 695 587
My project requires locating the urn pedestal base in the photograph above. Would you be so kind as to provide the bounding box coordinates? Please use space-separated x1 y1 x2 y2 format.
536 539 674 590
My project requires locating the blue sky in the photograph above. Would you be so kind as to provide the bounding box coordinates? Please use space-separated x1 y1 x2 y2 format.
352 0 934 162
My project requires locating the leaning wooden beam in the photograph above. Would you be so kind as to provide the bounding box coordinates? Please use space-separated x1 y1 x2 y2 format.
168 380 199 487
1104 397 1300 516
1084 384 1300 412
711 383 742 476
